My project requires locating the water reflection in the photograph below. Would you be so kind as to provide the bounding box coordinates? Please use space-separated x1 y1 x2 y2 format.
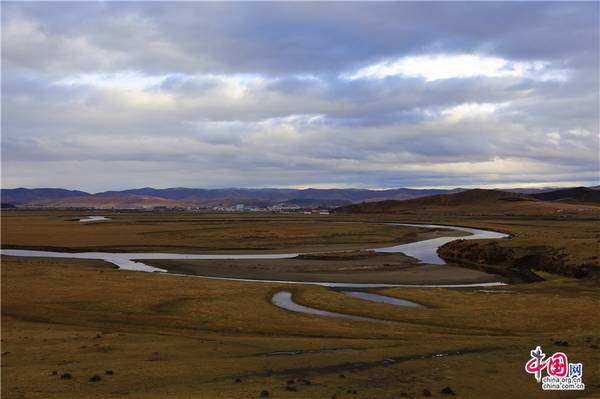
1 222 508 286
344 291 423 307
373 223 508 264
272 291 390 323
79 216 111 222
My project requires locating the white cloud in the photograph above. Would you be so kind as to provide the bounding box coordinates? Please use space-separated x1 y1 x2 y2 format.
54 72 167 90
346 54 568 82
567 128 591 137
440 102 505 123
547 132 561 146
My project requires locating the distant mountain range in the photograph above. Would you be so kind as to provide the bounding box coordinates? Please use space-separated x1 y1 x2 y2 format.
1 186 598 209
0 187 460 209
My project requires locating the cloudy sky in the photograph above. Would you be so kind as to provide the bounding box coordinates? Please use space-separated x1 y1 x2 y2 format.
2 2 598 192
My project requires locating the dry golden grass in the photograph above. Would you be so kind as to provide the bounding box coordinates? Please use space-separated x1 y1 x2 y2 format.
2 209 600 398
143 255 500 285
1 211 428 253
2 256 599 399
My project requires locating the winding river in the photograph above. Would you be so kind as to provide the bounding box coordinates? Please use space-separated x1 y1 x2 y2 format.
2 222 509 321
373 223 507 264
1 223 507 280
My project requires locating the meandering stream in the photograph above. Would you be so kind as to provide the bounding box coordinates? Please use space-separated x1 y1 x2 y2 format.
1 222 507 281
2 221 509 321
271 291 389 323
374 223 507 264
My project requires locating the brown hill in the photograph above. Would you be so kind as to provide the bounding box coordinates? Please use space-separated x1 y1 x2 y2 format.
337 189 533 213
3 186 598 209
1 187 462 208
530 187 600 203
40 195 187 209
401 189 533 206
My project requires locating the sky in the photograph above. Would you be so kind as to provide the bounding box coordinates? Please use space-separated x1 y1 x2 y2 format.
1 2 599 192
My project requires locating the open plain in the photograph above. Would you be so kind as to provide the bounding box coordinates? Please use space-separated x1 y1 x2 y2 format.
2 205 600 398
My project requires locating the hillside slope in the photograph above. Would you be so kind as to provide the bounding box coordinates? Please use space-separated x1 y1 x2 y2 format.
337 189 534 213
1 188 90 206
0 187 461 208
530 187 600 203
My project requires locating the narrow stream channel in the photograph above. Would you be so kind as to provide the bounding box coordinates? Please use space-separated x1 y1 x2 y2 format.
78 216 112 222
343 291 424 307
271 291 399 324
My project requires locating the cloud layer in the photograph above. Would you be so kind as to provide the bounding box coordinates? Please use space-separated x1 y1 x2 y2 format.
2 2 598 191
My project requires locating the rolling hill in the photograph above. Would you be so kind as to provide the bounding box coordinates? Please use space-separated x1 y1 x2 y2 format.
2 186 598 209
529 186 600 203
0 188 90 206
336 189 535 213
1 187 462 209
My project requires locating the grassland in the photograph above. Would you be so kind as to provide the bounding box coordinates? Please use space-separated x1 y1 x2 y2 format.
1 210 439 253
2 208 600 398
143 254 499 285
2 256 599 399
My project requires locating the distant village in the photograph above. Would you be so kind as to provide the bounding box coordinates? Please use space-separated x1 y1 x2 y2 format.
151 203 331 214
1 202 336 213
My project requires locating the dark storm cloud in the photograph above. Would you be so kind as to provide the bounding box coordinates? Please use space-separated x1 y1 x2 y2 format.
1 2 598 191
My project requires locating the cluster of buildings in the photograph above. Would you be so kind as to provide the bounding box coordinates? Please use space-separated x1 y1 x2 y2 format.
210 204 331 214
